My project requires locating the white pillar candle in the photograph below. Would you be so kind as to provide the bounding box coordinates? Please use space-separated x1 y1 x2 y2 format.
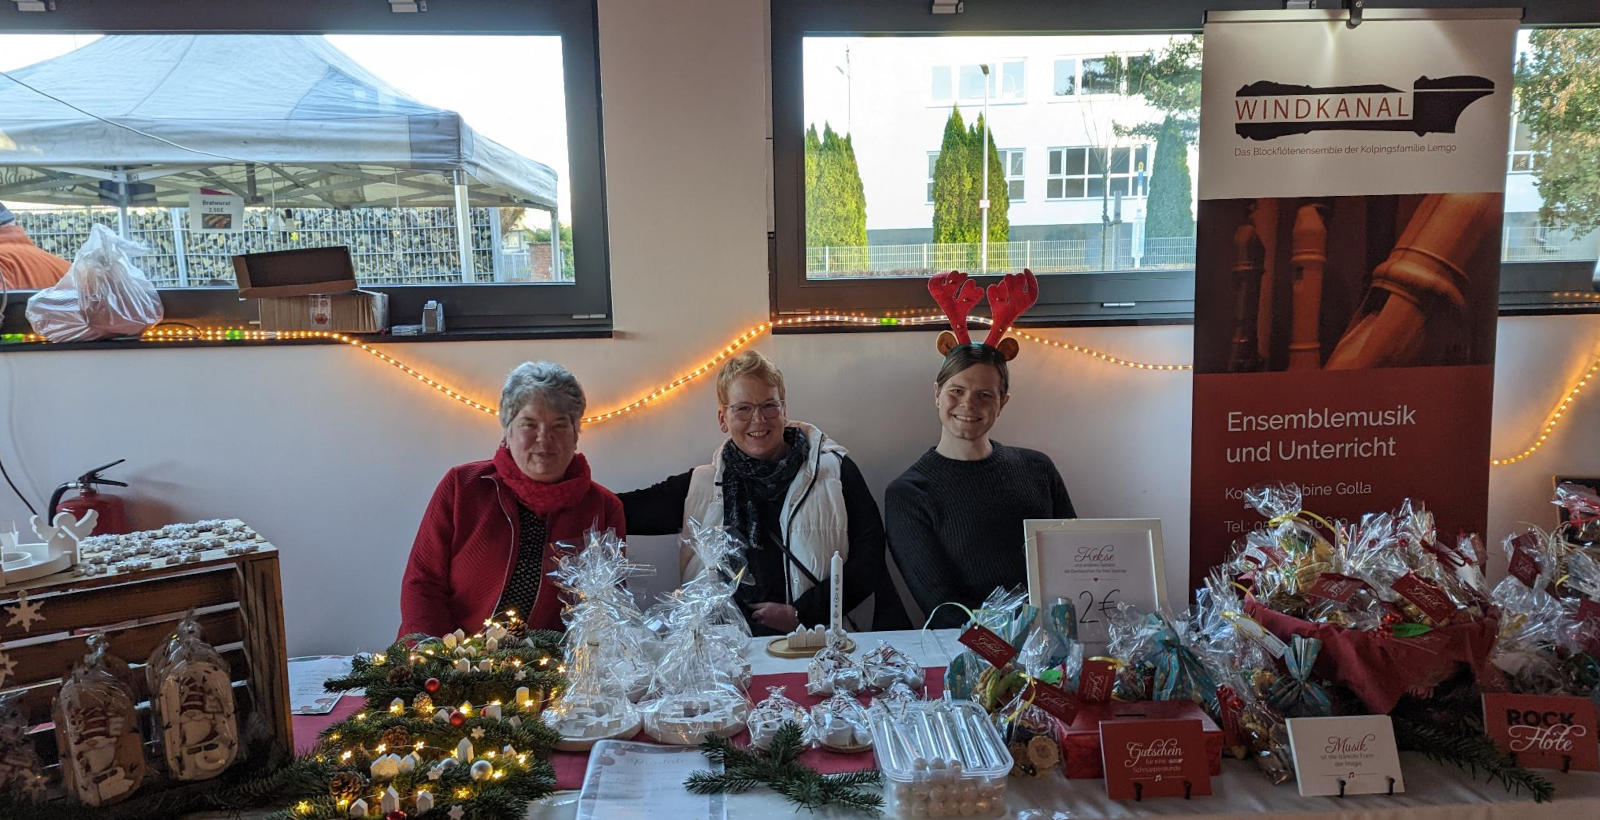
828 550 844 640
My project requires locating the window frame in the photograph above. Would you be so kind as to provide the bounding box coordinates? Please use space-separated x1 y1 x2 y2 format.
0 0 611 338
1001 147 1026 202
772 0 1600 326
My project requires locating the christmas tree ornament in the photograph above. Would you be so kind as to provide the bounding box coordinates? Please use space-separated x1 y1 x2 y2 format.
470 759 493 780
347 797 368 817
424 677 441 693
448 710 466 727
412 693 433 714
414 789 434 811
54 633 146 806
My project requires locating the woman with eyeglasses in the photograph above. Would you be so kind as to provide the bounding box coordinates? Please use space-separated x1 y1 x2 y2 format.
619 350 909 635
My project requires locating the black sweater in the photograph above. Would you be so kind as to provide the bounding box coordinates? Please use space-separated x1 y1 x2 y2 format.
885 443 1076 628
619 454 911 634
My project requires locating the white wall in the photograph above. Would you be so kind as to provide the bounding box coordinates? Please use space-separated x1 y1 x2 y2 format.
2 0 1598 655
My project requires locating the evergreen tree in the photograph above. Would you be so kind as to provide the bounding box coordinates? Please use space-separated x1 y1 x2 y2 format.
971 113 1010 268
931 106 974 246
1143 115 1195 240
804 123 868 249
803 125 824 247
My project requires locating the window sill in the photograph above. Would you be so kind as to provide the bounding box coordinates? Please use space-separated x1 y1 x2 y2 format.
0 325 612 354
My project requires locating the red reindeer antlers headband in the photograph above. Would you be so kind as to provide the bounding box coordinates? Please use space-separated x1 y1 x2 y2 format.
927 269 1039 361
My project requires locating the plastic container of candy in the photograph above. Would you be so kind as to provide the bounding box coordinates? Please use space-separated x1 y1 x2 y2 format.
868 698 1012 818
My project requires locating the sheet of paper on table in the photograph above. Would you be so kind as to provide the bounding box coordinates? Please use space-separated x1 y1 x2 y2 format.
576 740 726 820
287 655 359 715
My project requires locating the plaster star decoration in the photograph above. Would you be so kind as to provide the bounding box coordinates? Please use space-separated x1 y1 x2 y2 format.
4 591 45 633
449 806 465 820
470 726 485 740
514 669 527 681
427 766 443 781
0 650 14 688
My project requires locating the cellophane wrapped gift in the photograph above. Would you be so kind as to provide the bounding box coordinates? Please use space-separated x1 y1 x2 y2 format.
1230 490 1499 713
945 587 1035 702
1488 501 1600 697
54 634 147 806
747 686 811 750
811 692 874 751
638 521 752 744
995 631 1065 779
146 616 240 781
860 642 925 692
1104 602 1218 714
550 527 658 700
1192 574 1297 783
806 643 864 696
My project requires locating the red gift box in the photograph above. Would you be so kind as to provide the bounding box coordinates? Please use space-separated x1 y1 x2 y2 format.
1061 700 1222 779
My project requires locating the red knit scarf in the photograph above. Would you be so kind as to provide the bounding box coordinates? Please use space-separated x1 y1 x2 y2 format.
492 446 593 515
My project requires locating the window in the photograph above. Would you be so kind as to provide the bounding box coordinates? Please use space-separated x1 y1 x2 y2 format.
775 2 1600 324
931 59 1024 103
1002 149 1025 201
927 152 940 204
1509 119 1540 173
1046 145 1150 200
0 0 609 336
1079 57 1118 94
1052 58 1078 96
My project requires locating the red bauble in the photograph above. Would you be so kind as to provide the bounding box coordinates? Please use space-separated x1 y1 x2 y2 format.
424 677 441 693
449 710 466 727
386 812 407 820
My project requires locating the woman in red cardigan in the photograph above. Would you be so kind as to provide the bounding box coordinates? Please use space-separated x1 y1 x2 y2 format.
398 361 624 639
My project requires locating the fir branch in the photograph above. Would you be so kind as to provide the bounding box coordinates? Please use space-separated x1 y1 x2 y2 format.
1393 715 1555 802
687 722 882 816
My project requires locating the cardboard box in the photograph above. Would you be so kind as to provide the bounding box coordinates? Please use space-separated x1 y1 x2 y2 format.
1061 700 1223 779
232 245 386 333
256 290 388 332
232 246 357 298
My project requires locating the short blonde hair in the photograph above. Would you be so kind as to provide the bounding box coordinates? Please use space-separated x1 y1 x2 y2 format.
716 350 786 405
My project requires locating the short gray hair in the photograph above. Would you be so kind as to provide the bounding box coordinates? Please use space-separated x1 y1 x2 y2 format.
500 361 587 429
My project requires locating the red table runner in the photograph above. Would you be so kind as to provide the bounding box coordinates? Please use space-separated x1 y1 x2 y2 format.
293 668 947 791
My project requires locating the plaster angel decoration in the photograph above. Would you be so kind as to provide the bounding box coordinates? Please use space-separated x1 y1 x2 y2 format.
150 617 239 780
53 633 146 806
0 693 49 803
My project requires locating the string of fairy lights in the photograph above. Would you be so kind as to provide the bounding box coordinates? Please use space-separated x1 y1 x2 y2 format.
4 313 1596 467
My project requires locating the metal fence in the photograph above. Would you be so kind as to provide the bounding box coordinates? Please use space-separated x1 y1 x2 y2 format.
808 227 1599 278
806 236 1197 278
13 206 570 287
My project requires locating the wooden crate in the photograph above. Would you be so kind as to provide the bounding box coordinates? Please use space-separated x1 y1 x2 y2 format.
0 536 290 803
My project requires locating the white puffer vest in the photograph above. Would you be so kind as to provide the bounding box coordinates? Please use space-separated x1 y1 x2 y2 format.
680 421 849 602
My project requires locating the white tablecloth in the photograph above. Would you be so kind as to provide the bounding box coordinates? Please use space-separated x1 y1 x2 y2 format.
529 629 1600 820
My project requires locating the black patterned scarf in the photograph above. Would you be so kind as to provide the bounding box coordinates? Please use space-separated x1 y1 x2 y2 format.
719 426 809 556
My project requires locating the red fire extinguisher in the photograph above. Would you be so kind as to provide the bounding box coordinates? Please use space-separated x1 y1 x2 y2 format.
48 459 130 535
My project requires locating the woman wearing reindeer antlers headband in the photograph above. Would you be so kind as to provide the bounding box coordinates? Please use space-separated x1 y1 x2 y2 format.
620 350 910 636
885 270 1077 628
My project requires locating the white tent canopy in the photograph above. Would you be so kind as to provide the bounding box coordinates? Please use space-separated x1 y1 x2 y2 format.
0 34 559 213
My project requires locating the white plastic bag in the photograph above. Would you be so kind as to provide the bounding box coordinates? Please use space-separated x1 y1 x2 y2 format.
25 224 163 342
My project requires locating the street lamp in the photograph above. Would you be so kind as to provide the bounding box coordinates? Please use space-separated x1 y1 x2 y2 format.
835 46 852 134
979 63 990 274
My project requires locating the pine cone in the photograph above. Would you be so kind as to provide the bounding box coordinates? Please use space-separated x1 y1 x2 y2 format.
381 726 412 750
412 693 434 715
387 666 413 685
329 771 366 801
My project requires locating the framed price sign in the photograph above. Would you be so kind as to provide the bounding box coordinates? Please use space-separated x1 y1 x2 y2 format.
1024 518 1168 653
